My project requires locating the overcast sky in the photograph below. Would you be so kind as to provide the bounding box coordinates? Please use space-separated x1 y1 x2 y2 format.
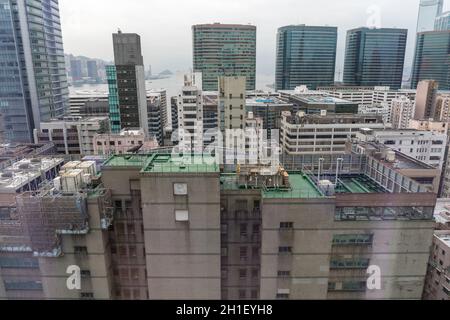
59 0 450 77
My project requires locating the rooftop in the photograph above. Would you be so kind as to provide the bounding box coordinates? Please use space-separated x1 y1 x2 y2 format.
222 170 393 198
437 233 450 247
246 97 291 105
0 157 64 192
103 154 220 173
262 173 324 199
293 95 355 104
143 154 219 173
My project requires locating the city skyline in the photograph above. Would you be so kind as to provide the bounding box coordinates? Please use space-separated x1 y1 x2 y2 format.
60 0 450 78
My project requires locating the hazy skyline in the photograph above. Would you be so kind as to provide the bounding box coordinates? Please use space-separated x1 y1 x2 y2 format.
59 0 450 78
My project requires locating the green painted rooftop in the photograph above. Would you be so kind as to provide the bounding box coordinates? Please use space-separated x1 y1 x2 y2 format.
262 173 324 199
103 154 220 173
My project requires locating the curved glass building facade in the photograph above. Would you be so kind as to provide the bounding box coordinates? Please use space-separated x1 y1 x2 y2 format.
411 30 450 90
275 25 337 90
192 23 256 92
343 28 407 90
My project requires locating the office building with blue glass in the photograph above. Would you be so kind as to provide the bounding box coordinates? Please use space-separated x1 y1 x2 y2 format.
193 23 256 91
275 25 337 90
411 30 450 90
343 27 407 90
0 0 69 143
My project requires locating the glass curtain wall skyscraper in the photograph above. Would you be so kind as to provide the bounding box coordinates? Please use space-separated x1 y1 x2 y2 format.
411 30 450 90
275 25 337 90
417 0 444 33
435 11 450 30
0 0 69 143
192 23 256 91
106 65 121 133
343 28 407 89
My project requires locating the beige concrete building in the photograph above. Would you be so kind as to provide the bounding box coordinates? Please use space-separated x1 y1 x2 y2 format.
220 76 246 131
391 96 415 129
423 230 450 300
34 117 110 156
0 146 440 300
93 129 158 156
280 111 385 155
415 80 439 120
433 93 450 122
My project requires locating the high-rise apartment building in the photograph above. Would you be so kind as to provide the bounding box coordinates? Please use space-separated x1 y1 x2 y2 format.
411 31 450 90
176 73 205 152
434 93 450 121
192 23 256 91
0 0 69 143
70 59 83 81
112 31 148 134
147 90 166 146
391 96 416 129
423 230 450 300
219 76 247 130
415 80 439 119
343 28 407 89
275 25 337 90
417 0 444 33
87 60 99 79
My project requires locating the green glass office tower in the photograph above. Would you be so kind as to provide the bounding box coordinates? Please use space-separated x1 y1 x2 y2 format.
411 30 450 90
106 65 121 133
0 0 69 142
192 23 256 91
343 28 407 90
275 25 337 90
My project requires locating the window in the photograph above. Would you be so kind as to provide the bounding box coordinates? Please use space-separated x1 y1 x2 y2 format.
278 270 291 277
239 290 246 299
0 257 38 269
332 234 373 245
74 246 88 255
175 210 189 222
240 247 248 261
240 223 247 238
251 269 259 278
330 257 370 269
443 286 450 296
276 293 289 299
251 290 258 299
279 246 292 254
80 292 94 299
129 246 137 257
239 269 247 279
280 222 294 229
173 183 188 195
4 280 42 291
252 247 259 258
81 270 91 277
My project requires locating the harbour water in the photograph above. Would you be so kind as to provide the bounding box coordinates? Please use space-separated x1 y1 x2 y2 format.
69 72 275 97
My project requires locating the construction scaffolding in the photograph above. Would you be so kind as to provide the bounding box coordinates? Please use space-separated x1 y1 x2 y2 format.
16 189 89 257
